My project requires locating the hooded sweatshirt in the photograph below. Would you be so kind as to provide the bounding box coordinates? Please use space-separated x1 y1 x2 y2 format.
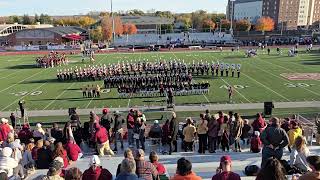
82 166 113 180
288 127 303 147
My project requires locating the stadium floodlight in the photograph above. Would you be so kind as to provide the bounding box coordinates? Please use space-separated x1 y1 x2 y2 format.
108 0 115 43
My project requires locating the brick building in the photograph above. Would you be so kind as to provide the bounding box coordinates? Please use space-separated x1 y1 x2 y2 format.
262 0 320 30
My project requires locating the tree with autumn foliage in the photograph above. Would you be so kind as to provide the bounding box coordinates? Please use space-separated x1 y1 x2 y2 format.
255 16 275 32
123 23 138 35
78 16 96 27
202 19 216 30
113 16 124 36
235 19 251 31
220 19 231 30
101 16 113 41
90 26 103 42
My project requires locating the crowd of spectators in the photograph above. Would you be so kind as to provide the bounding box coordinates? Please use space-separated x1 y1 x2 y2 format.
0 108 319 180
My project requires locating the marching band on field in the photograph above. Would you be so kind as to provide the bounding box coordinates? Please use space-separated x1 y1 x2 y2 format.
56 60 241 82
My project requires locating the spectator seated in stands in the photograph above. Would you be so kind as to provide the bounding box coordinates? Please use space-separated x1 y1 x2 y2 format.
256 158 287 180
32 139 43 162
65 138 83 162
298 155 320 180
8 135 25 178
134 149 158 180
50 123 63 143
0 147 18 179
149 151 166 175
64 167 82 180
82 155 113 180
116 148 134 177
212 155 241 180
43 160 64 180
149 120 162 139
250 131 262 153
33 123 46 142
52 142 69 168
36 140 53 169
18 124 33 145
115 158 139 180
22 143 35 173
290 136 311 173
171 157 201 180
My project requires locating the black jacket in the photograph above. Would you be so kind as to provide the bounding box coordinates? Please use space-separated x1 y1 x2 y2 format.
261 125 289 149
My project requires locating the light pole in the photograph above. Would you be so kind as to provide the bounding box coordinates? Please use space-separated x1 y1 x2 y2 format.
230 0 236 36
110 0 115 44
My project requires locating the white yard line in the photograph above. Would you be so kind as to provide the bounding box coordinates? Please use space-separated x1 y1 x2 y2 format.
0 69 45 93
220 78 252 103
202 94 211 104
0 70 20 80
242 72 291 101
43 83 75 110
85 97 94 109
250 60 320 97
1 82 47 111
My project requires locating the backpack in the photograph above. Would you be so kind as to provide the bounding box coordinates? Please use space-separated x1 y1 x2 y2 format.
244 165 260 176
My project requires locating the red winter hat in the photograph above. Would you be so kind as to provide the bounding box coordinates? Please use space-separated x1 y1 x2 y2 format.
220 155 232 163
102 108 109 114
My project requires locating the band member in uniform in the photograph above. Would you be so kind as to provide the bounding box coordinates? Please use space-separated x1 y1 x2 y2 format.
228 86 234 103
18 100 25 119
225 63 230 77
220 62 224 77
92 84 97 97
237 64 241 78
82 86 87 98
231 64 235 77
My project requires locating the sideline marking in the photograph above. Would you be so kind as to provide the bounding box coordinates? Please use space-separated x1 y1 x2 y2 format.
43 83 75 110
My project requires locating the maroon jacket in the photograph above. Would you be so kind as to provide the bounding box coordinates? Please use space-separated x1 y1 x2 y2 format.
212 171 241 180
18 125 33 144
82 166 113 180
94 123 108 144
252 115 267 133
0 123 11 142
65 141 81 161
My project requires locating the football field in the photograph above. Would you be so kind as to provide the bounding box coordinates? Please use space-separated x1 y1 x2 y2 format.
0 49 319 112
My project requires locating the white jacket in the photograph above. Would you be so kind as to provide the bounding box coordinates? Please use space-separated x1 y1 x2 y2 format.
0 156 18 177
290 148 310 172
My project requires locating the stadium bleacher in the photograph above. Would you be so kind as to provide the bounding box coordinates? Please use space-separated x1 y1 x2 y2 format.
113 32 235 47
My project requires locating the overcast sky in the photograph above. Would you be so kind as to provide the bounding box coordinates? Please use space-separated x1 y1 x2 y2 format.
0 0 228 16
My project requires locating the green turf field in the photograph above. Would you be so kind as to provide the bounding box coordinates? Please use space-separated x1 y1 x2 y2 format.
0 49 319 112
